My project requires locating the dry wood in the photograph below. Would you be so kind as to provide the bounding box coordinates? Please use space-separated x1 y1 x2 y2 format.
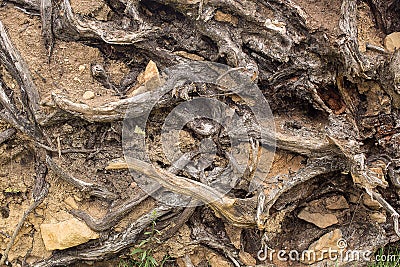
0 0 400 265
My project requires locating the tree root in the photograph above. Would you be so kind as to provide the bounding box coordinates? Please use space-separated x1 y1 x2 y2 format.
0 127 16 145
46 155 118 200
259 156 347 225
338 0 370 79
40 0 54 60
127 157 258 228
0 20 40 112
51 89 337 158
51 92 161 122
368 189 400 236
190 217 242 267
159 200 199 241
54 0 158 45
71 188 155 232
74 152 199 232
0 162 49 265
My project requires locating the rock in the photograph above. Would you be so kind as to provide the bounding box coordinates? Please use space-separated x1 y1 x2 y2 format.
225 224 241 249
40 218 99 251
137 60 161 90
370 212 386 223
64 196 79 210
362 194 381 210
214 11 238 26
384 32 400 52
301 229 343 264
208 254 231 267
239 251 256 266
326 195 349 210
349 192 361 204
298 209 338 228
82 91 95 100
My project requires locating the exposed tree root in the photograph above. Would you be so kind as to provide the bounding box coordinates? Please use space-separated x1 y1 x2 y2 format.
0 162 49 265
0 127 16 145
54 0 158 44
0 0 400 265
46 156 118 200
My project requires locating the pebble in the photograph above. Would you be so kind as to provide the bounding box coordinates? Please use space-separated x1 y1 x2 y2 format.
82 91 95 100
384 32 400 52
298 209 338 228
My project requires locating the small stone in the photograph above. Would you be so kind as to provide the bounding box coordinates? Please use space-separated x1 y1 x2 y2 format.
326 195 349 210
369 167 385 182
370 212 386 223
82 91 95 100
349 192 361 204
137 60 161 90
208 254 231 267
298 209 338 228
239 251 256 266
214 11 238 26
225 224 241 249
78 64 86 71
40 218 99 251
64 196 79 210
384 32 400 52
301 229 343 264
362 194 381 210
